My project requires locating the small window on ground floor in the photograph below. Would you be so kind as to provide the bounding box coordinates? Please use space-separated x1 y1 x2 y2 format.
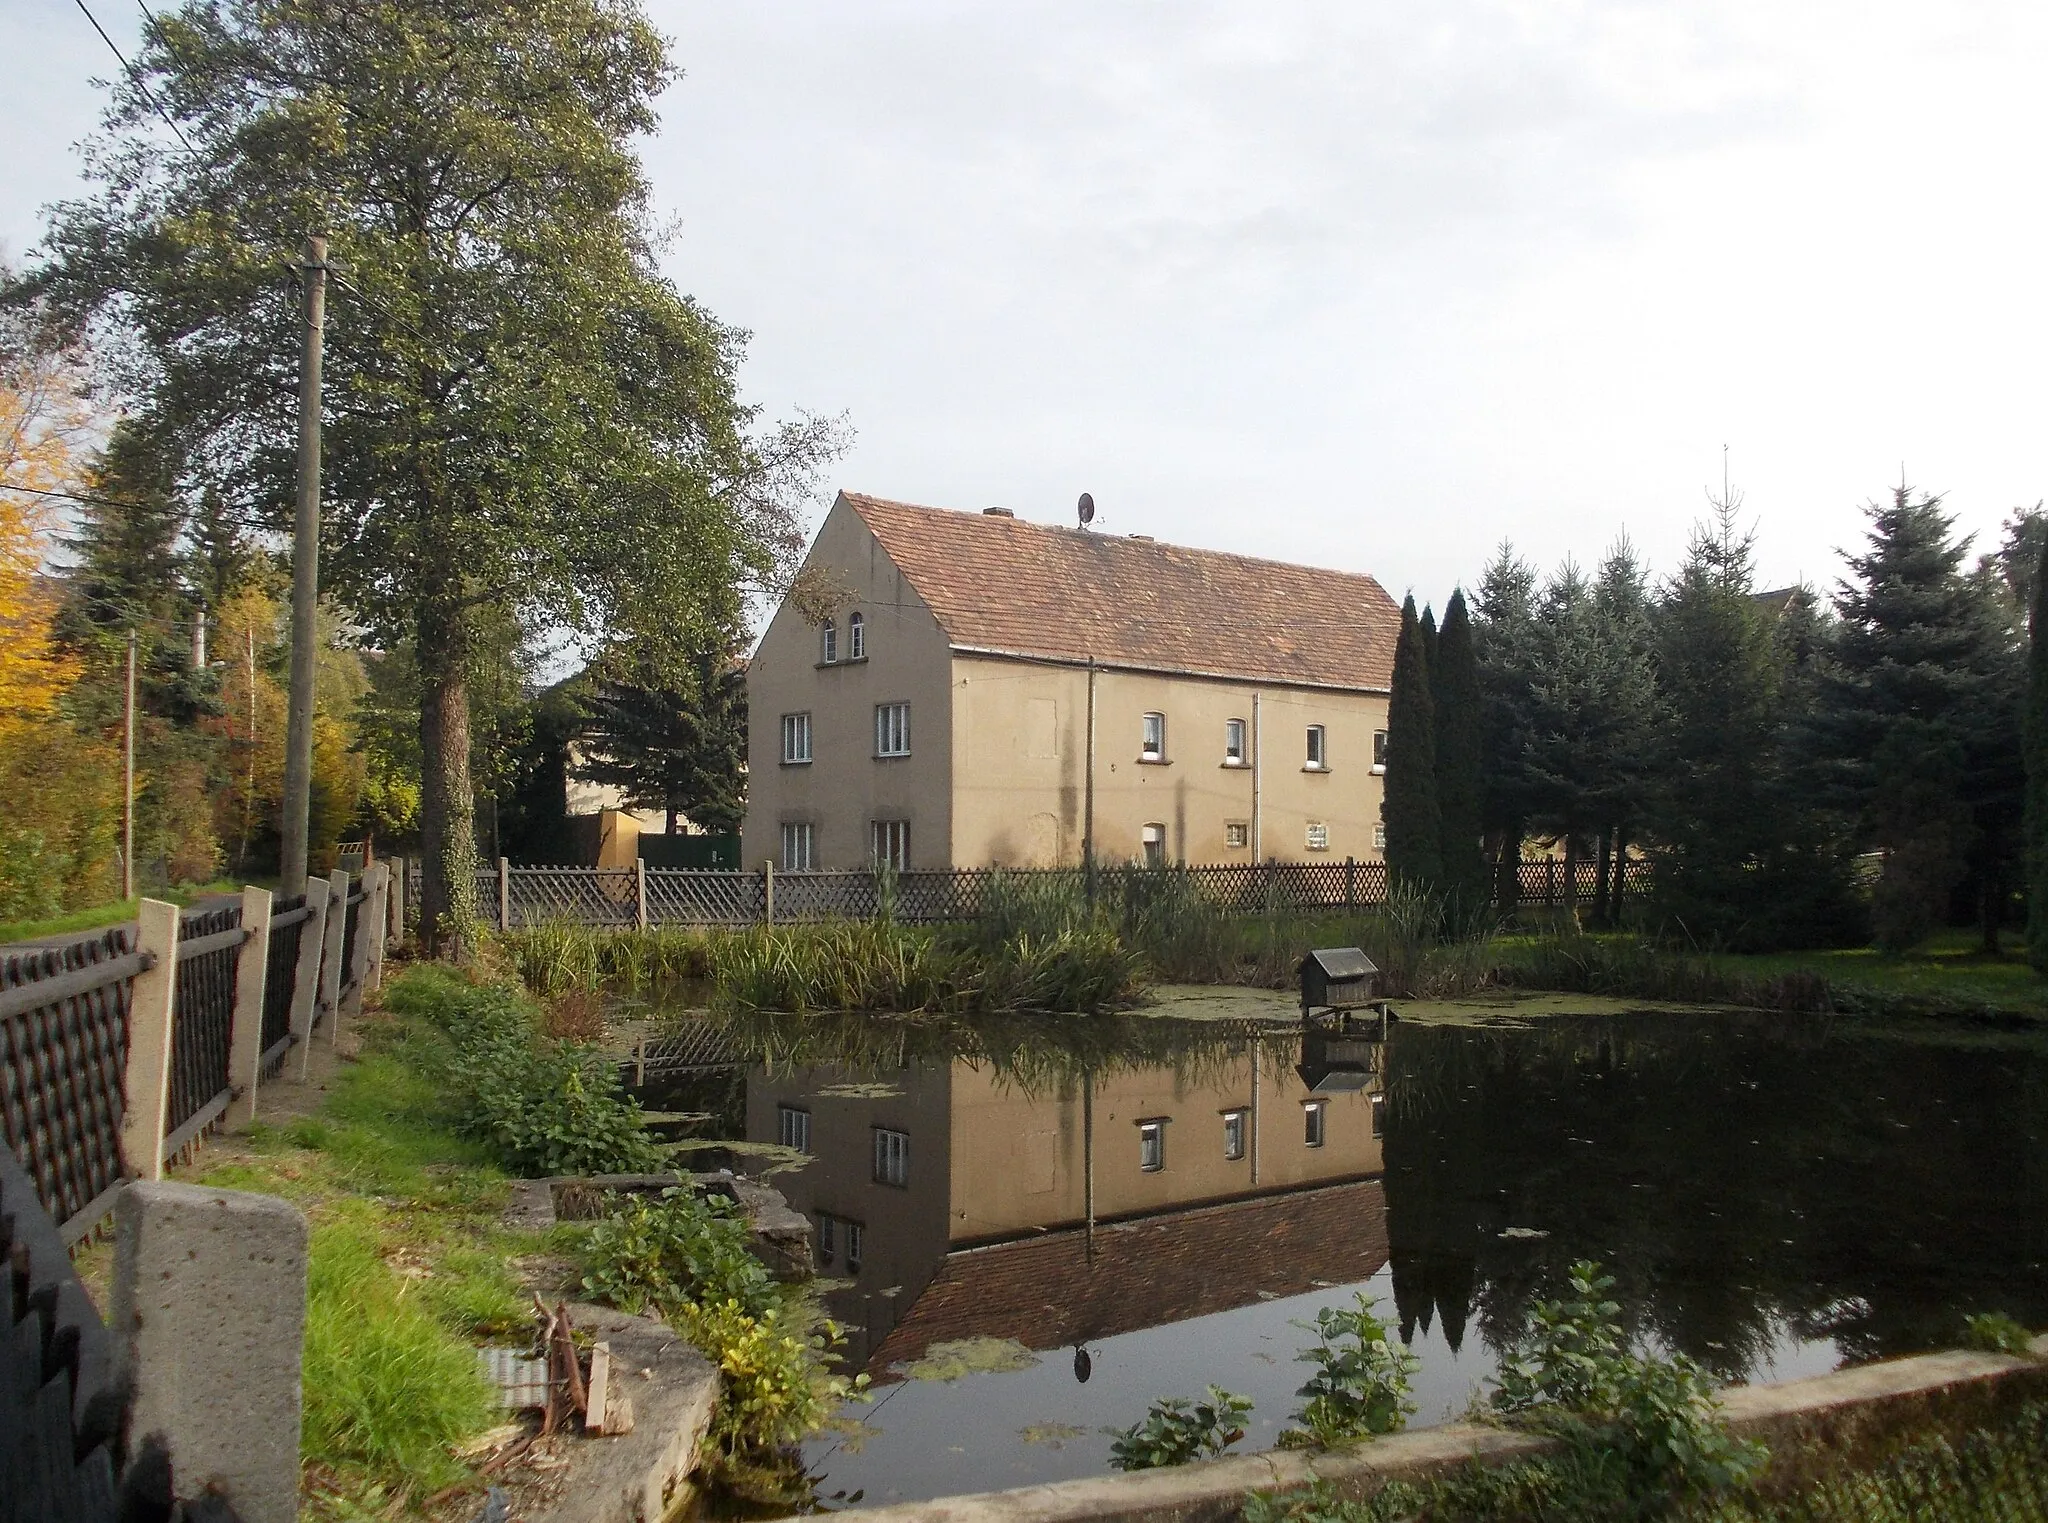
1223 1108 1247 1161
781 821 815 871
1306 821 1329 852
1304 1099 1327 1148
1139 1117 1167 1172
816 1213 836 1267
845 1219 864 1273
1142 822 1167 869
777 1105 811 1153
1225 821 1250 849
871 819 910 871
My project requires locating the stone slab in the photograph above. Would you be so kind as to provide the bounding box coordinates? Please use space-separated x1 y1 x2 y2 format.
843 1346 2048 1523
109 1179 309 1523
528 1302 719 1523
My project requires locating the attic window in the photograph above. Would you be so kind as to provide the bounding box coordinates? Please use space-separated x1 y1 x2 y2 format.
1142 712 1166 761
849 612 865 660
821 620 838 664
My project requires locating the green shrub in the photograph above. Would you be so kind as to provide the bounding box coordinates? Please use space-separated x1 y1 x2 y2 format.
1108 1386 1253 1470
301 1220 497 1488
1286 1294 1420 1447
676 1297 867 1468
1490 1261 1767 1510
578 1187 777 1319
1961 1311 2033 1355
385 966 663 1176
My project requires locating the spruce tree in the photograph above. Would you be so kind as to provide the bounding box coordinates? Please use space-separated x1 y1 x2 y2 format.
1433 590 1487 913
1815 486 2023 950
576 644 748 836
1474 545 1541 909
2024 530 2048 971
1382 595 1442 892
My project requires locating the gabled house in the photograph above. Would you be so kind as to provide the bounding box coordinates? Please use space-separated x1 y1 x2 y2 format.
742 491 1403 871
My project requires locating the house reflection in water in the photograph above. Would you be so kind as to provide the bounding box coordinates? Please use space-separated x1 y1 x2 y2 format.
744 1027 1391 1379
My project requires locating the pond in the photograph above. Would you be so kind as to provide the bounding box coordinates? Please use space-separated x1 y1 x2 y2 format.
630 1001 2048 1511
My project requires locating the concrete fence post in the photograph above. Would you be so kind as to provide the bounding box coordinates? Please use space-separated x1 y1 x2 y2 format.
229 885 273 1126
343 867 378 1015
498 855 511 931
120 899 181 1182
763 859 775 927
362 862 389 996
386 853 405 949
320 869 349 1043
290 876 329 1082
112 1180 309 1523
636 855 649 932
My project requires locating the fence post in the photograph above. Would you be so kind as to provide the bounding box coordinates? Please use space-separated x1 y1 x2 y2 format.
229 885 273 1126
120 899 180 1183
498 855 511 931
386 853 405 950
763 859 775 926
362 863 389 996
1345 856 1357 912
291 876 330 1082
112 1180 309 1523
636 855 649 932
319 869 349 1045
343 868 377 1014
1544 857 1556 907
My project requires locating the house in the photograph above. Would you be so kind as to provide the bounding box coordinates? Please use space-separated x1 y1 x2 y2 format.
742 491 1404 871
747 1034 1388 1373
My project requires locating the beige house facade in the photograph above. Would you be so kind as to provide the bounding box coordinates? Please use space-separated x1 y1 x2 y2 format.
743 491 1403 871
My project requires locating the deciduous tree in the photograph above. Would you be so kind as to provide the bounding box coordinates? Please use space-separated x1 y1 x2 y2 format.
24 0 842 954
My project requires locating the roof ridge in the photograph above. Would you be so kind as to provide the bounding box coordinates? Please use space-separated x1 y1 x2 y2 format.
840 490 1397 591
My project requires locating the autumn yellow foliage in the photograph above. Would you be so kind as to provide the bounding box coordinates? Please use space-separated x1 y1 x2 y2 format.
0 339 122 919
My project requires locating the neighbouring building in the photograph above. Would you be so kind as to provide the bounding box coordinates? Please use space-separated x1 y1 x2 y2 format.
742 491 1403 871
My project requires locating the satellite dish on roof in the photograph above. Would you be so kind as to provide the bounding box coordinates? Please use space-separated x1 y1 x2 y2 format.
1077 492 1095 529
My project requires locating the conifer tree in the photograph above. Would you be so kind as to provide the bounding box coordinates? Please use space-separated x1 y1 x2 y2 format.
1433 590 1487 912
577 644 748 836
1474 545 1540 909
1382 595 1441 892
2029 529 2048 972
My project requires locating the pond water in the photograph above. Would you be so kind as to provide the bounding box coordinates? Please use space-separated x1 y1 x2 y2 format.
631 1004 2048 1511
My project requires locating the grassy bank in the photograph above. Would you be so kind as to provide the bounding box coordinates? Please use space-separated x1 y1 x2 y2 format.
194 964 855 1518
501 874 1500 1013
0 878 245 945
1494 927 2046 1021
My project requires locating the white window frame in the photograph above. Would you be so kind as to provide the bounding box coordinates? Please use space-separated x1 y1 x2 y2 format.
1224 821 1249 850
1141 711 1167 761
845 1219 864 1272
1306 724 1327 770
1372 729 1388 774
1304 1100 1327 1148
1138 1118 1166 1173
1371 1093 1386 1139
875 701 911 758
1141 822 1167 870
871 819 910 871
1306 821 1330 852
1224 717 1247 765
780 711 812 765
1374 822 1388 851
780 821 815 872
873 1126 910 1187
777 1105 812 1153
848 611 865 660
1222 1108 1247 1161
821 619 838 664
816 1213 836 1266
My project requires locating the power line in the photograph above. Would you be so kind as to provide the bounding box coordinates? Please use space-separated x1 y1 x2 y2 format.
71 0 196 156
2 480 276 533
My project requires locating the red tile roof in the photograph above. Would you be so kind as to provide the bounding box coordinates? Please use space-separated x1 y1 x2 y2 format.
865 1178 1389 1381
844 493 1401 693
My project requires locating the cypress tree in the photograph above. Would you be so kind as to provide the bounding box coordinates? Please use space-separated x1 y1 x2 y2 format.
2028 530 2048 971
1383 595 1442 892
1434 590 1487 912
1420 604 1440 677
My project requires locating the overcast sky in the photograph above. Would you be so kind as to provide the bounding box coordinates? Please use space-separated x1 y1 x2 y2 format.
5 0 2045 608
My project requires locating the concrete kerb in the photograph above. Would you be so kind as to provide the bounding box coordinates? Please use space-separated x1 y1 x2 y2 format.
843 1345 2048 1523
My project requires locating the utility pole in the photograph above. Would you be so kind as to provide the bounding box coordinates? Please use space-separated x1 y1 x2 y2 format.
123 629 136 901
280 234 327 895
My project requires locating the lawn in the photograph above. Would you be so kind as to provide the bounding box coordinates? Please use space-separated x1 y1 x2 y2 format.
0 879 250 946
1718 929 2044 1017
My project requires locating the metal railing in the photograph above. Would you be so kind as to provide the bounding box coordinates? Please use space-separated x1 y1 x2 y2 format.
0 864 397 1242
480 855 1651 930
